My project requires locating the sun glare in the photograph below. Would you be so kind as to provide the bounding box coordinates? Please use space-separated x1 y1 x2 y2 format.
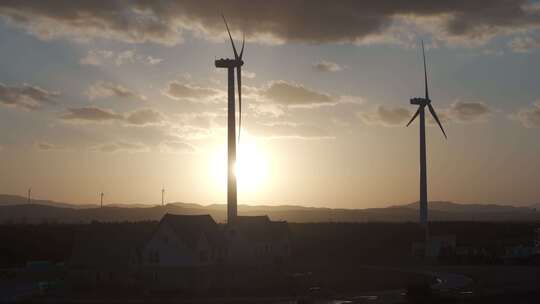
210 134 268 195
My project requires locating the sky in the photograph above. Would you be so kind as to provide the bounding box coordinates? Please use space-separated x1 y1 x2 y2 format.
0 1 540 208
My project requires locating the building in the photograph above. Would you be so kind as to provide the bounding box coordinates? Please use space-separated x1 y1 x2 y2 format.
225 215 291 267
142 214 226 268
68 213 291 292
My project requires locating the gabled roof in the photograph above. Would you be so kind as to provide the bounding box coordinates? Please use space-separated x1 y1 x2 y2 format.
160 213 224 249
229 215 289 242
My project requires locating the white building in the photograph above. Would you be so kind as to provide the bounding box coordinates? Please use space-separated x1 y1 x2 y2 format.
142 214 226 268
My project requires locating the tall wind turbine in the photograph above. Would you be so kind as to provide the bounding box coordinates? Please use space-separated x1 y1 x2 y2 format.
406 40 447 237
27 187 31 204
100 192 104 208
215 15 245 223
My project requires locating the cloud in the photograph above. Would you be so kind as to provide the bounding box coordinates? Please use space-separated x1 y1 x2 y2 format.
262 81 335 107
1 1 539 47
60 106 165 126
86 81 145 101
60 107 123 122
509 34 540 52
358 105 411 127
359 101 491 128
80 49 163 66
163 81 223 102
96 142 148 153
248 121 331 139
313 60 344 72
445 100 491 123
243 71 256 79
35 142 63 151
0 83 58 110
125 108 164 126
79 50 113 65
514 102 540 128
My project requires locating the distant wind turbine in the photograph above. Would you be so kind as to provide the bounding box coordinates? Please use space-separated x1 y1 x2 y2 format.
161 186 165 206
27 187 31 204
406 40 447 237
215 14 245 223
100 192 104 208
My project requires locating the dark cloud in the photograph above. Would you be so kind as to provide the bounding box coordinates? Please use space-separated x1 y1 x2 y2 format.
97 141 148 153
1 1 538 46
36 142 63 151
0 83 58 110
125 108 164 125
163 81 222 102
262 81 335 107
61 106 165 126
446 100 491 122
359 105 411 127
86 81 145 101
313 60 343 72
515 102 540 128
61 107 123 122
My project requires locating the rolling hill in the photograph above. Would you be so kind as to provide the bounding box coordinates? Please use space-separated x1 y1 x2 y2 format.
0 194 538 224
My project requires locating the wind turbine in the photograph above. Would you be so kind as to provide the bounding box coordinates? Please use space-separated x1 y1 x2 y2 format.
161 186 165 206
100 192 104 208
406 40 447 238
215 15 245 223
27 187 31 204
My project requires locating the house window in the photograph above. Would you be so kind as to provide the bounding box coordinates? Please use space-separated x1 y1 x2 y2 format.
199 250 208 263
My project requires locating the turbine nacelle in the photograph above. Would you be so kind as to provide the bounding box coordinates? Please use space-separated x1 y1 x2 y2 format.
215 58 244 68
410 97 430 106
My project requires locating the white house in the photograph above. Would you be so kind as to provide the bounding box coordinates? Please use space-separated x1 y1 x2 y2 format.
142 214 226 268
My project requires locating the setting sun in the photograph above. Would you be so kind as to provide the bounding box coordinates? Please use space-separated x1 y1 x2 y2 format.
210 134 269 195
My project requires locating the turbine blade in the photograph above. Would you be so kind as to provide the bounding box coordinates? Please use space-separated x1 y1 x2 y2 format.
427 103 447 139
222 14 239 59
239 32 245 59
406 107 421 127
237 66 242 143
422 40 429 100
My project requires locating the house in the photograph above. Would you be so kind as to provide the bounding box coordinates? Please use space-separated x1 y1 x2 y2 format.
225 216 291 267
142 214 225 268
68 214 291 293
139 214 227 291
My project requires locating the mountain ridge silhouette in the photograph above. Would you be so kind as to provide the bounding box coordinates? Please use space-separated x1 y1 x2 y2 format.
0 194 538 224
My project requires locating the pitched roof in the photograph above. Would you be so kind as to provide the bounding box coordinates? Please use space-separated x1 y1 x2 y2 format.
229 215 289 242
161 213 224 249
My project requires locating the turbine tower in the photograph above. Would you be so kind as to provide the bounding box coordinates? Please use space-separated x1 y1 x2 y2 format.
100 192 104 208
215 15 245 223
161 187 165 206
27 187 31 204
406 40 447 238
